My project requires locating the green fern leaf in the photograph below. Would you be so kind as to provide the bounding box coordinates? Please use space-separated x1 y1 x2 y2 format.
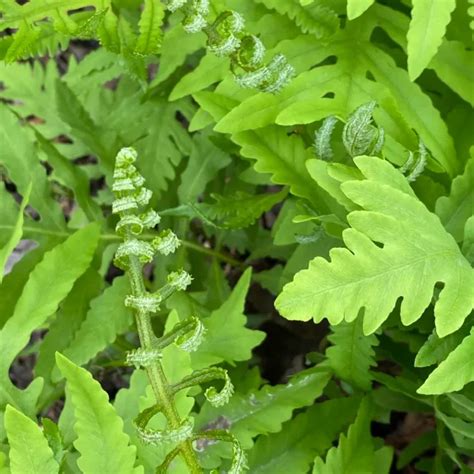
196 366 331 448
256 0 339 38
436 156 474 242
232 127 332 213
415 324 472 368
4 405 60 474
326 318 378 391
0 104 65 230
276 156 474 337
407 0 456 80
215 14 458 176
430 40 474 107
347 0 375 20
134 0 165 56
0 182 31 283
52 276 132 381
0 0 105 31
247 397 359 474
191 269 266 368
56 353 143 474
0 224 100 414
312 399 390 473
35 269 103 382
418 329 474 395
195 189 288 229
177 133 231 203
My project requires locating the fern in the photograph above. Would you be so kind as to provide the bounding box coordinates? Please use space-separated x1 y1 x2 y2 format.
418 329 474 395
325 319 378 391
4 405 60 474
407 0 456 80
134 0 165 56
276 157 474 337
0 225 100 415
0 183 30 283
56 353 142 473
313 399 392 473
255 0 339 38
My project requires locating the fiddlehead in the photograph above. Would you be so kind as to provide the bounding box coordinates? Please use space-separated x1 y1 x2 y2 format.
163 1 294 93
113 147 246 473
399 140 427 182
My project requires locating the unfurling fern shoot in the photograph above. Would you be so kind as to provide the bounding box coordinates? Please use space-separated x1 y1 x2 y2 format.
112 147 246 473
164 0 294 93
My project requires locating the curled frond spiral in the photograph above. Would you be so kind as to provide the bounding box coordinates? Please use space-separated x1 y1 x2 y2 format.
163 2 294 93
113 146 241 472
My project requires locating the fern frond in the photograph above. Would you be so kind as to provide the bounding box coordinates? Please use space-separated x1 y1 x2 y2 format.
56 353 141 473
314 116 337 161
256 0 339 38
276 156 474 337
5 405 60 474
326 318 378 391
134 0 165 56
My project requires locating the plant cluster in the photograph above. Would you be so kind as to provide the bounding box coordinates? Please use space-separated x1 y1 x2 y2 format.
0 1 473 473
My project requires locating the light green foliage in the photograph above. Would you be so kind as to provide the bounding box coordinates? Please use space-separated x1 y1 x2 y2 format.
192 269 265 367
347 0 375 20
407 0 456 80
255 0 339 37
56 353 142 473
247 397 360 473
276 157 474 337
134 0 165 56
0 225 99 414
4 405 60 474
0 183 31 283
436 156 474 242
53 276 132 380
313 400 392 474
0 1 472 472
197 367 331 448
418 329 474 395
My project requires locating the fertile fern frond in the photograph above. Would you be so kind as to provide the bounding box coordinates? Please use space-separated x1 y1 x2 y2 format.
342 101 384 158
164 1 295 93
112 147 245 473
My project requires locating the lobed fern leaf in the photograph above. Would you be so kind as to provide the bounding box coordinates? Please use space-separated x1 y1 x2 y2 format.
326 318 378 391
56 353 143 474
247 397 360 474
312 399 392 473
215 12 458 176
0 225 100 414
4 405 60 474
189 269 266 368
276 156 474 337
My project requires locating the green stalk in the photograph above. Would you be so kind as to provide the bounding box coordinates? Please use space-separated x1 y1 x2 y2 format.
126 243 202 473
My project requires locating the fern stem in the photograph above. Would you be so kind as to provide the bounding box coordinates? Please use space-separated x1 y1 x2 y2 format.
126 248 202 473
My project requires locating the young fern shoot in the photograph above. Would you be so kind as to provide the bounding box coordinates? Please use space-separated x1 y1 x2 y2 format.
112 147 245 473
164 0 294 93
